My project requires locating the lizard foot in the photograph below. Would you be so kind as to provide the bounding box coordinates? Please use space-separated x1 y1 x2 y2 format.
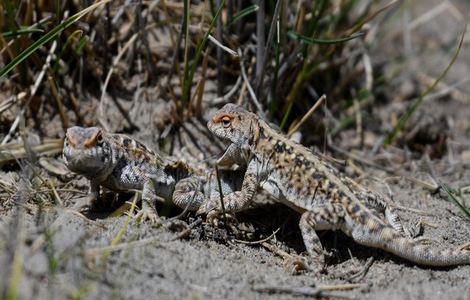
72 195 98 212
206 210 238 227
283 255 326 275
135 207 160 224
404 219 424 238
283 256 310 275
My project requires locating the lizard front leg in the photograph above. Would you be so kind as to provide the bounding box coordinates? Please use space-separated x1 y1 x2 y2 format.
201 159 259 218
73 179 100 211
216 143 248 168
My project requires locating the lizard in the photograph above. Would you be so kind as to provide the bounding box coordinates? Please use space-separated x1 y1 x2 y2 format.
63 126 249 221
63 126 195 222
203 103 470 269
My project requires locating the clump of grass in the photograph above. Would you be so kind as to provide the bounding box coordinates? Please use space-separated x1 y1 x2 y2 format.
0 0 399 143
173 0 401 138
441 184 470 221
383 22 466 145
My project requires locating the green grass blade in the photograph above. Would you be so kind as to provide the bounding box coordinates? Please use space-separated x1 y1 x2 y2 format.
287 30 365 45
384 23 466 145
279 0 328 129
6 250 23 300
181 0 190 104
52 29 84 74
182 0 225 103
441 184 470 221
225 4 259 29
2 27 44 39
0 0 111 80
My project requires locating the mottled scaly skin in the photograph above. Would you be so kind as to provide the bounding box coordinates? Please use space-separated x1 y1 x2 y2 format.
63 126 193 222
173 168 245 212
206 104 470 268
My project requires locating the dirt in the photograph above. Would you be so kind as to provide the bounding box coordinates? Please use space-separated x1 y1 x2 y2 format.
1 160 470 299
1 1 470 299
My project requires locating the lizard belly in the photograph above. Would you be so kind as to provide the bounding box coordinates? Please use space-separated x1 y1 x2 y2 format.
102 174 143 191
262 176 307 213
265 172 329 213
102 163 145 191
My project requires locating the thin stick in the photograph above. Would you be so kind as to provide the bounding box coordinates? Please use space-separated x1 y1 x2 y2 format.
98 33 139 131
234 228 280 245
47 75 69 130
85 236 171 258
253 284 360 298
287 94 326 136
256 0 283 96
238 48 265 118
260 241 294 260
208 34 237 56
214 165 227 224
2 40 58 145
213 76 242 104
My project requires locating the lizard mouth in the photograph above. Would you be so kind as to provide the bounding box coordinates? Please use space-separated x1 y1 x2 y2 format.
62 146 104 174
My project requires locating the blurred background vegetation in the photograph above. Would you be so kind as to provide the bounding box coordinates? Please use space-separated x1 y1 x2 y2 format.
0 0 468 154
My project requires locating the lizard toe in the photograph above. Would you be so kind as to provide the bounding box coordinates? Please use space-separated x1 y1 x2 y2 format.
135 207 160 224
283 256 326 275
206 210 238 227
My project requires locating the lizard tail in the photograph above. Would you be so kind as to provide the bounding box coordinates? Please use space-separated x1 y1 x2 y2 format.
350 217 470 266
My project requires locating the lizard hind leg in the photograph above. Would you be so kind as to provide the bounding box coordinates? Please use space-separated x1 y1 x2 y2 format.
358 190 408 237
298 203 346 274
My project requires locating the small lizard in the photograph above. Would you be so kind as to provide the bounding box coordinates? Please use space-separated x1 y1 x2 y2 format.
63 126 194 222
205 103 470 268
63 126 248 220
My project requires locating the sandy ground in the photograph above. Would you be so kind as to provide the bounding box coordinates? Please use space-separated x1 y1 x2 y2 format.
1 156 470 299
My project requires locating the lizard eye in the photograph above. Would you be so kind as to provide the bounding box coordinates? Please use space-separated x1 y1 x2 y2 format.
96 133 104 144
221 116 231 128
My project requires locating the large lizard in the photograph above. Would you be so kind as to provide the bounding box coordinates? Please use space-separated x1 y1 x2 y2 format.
203 103 470 269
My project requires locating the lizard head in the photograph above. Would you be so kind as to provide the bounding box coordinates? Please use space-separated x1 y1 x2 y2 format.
63 126 113 176
207 103 259 149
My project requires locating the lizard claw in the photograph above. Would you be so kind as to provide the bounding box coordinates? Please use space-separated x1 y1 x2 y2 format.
206 210 238 227
196 198 219 216
283 256 325 275
135 207 160 224
283 256 309 275
404 219 424 238
72 195 98 212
